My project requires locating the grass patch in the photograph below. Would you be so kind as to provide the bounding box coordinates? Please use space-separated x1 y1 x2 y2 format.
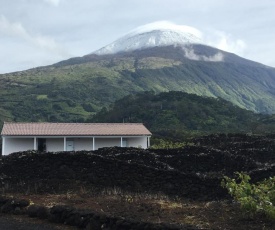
36 95 48 100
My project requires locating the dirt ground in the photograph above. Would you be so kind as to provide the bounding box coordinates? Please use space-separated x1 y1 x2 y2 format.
6 191 275 230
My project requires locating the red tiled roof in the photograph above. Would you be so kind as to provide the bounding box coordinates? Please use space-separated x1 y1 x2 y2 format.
1 122 152 136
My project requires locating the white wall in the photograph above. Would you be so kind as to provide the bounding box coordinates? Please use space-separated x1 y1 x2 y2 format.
2 135 150 155
46 138 64 152
94 138 120 150
128 137 148 148
3 138 34 155
74 138 93 151
38 138 123 152
94 137 148 149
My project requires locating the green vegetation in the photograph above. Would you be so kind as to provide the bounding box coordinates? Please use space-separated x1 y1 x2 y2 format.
222 172 275 219
149 139 193 149
89 91 274 140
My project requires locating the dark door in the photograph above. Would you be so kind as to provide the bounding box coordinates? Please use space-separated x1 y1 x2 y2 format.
38 138 46 152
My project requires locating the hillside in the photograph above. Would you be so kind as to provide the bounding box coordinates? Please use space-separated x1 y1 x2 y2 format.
1 44 275 125
89 91 274 139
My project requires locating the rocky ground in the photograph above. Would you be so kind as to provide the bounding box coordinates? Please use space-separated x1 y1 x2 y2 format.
0 214 74 230
0 134 275 229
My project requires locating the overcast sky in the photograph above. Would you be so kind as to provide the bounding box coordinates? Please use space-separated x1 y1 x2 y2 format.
0 0 274 73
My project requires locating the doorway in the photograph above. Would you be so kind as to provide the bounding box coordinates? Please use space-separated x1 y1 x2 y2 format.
122 139 128 147
38 138 46 152
66 140 74 151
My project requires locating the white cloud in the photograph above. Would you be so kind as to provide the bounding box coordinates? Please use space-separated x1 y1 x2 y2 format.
182 47 224 62
0 15 69 57
0 15 28 38
128 21 203 41
43 0 62 7
204 31 247 56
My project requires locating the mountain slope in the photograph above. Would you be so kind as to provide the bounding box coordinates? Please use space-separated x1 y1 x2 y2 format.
1 44 275 125
57 44 275 112
89 91 272 139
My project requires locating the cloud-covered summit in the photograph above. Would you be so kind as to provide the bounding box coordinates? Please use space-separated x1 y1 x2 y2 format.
94 21 203 55
126 21 202 40
93 21 227 62
93 21 246 63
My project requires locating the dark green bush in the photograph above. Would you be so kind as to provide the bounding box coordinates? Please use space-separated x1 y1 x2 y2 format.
221 172 275 219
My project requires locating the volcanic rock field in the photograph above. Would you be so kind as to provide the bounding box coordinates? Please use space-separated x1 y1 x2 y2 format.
0 134 275 229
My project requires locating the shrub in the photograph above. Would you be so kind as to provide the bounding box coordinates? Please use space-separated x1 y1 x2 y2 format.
150 139 190 149
221 172 275 219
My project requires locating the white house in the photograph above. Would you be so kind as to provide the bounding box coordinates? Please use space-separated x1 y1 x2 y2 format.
1 122 152 155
